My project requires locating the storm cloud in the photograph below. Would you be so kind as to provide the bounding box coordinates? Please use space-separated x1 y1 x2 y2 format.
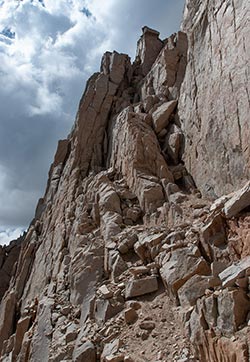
0 0 185 244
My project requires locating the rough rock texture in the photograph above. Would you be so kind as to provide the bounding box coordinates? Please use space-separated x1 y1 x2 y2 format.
179 0 250 198
0 237 22 301
0 1 249 362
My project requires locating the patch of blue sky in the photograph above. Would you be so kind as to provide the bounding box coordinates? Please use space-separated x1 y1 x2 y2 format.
0 27 15 39
80 7 92 18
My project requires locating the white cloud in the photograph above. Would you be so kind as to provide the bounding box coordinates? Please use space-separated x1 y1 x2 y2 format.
0 0 185 242
0 228 24 246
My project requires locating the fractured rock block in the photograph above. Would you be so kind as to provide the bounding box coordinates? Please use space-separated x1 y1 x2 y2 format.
202 294 218 329
29 297 54 362
99 182 121 215
125 276 158 299
136 26 163 76
178 275 211 307
138 178 166 213
200 213 226 260
219 256 250 287
95 299 124 323
111 254 127 282
101 339 122 362
160 247 210 298
134 232 166 262
224 181 250 218
163 124 183 165
211 261 227 277
152 100 177 134
73 340 96 362
217 288 250 334
12 316 31 359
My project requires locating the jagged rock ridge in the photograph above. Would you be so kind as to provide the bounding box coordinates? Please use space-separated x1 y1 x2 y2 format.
0 1 249 361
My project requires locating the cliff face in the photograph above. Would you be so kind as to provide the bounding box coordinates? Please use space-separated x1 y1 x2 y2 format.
0 238 22 302
0 1 249 362
179 0 250 198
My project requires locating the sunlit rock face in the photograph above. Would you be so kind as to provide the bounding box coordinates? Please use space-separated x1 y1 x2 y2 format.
179 0 250 198
0 1 249 361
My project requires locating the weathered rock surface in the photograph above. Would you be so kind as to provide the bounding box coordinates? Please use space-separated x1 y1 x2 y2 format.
179 0 250 198
160 247 210 297
0 1 249 362
219 256 250 287
152 100 177 134
136 26 164 77
224 181 250 218
0 237 22 302
125 276 158 299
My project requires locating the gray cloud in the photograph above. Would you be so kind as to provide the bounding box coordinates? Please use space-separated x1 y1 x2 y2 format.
0 0 185 244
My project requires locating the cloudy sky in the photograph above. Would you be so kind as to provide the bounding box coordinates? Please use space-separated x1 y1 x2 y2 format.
0 0 185 245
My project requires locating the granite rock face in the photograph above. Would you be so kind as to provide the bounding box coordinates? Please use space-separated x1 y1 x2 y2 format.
0 1 249 362
0 237 22 301
179 0 250 198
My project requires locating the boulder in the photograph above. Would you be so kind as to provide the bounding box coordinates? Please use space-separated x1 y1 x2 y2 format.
178 275 211 307
134 232 166 262
160 247 210 297
200 213 226 260
125 276 158 298
219 256 250 287
211 261 227 277
73 340 96 362
111 254 127 282
152 100 177 134
223 181 250 218
101 339 122 362
163 124 183 164
65 323 78 343
217 289 250 334
124 308 138 324
95 299 124 323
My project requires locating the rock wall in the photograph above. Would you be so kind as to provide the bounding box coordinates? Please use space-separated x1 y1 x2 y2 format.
0 238 22 302
0 2 249 362
179 0 250 198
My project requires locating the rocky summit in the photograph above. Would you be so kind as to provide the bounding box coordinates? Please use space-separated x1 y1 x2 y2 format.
0 1 249 361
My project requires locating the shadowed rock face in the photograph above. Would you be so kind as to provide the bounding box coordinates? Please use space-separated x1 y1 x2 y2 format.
0 1 249 361
0 237 22 301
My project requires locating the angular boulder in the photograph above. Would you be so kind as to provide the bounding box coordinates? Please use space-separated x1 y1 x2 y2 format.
178 275 211 307
217 289 250 334
125 276 158 299
152 100 177 134
160 247 210 297
219 256 250 287
224 181 250 218
73 340 96 362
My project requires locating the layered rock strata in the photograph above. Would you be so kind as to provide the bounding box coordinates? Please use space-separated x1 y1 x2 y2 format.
0 1 249 361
